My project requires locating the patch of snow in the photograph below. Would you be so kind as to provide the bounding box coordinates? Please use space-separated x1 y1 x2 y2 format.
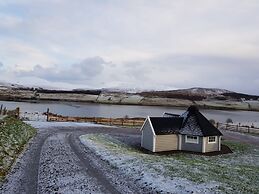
80 134 221 194
25 121 112 129
20 112 47 121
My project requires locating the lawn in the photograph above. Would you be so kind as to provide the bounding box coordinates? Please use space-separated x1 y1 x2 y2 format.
0 116 36 180
80 134 259 194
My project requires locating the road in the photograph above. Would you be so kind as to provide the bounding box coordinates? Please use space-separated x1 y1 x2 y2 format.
1 122 259 194
0 124 142 194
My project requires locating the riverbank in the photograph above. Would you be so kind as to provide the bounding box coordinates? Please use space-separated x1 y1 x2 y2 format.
1 94 259 112
1 86 259 112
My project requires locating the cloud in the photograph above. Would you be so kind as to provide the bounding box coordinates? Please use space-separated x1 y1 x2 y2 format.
17 56 107 83
1 1 259 94
0 62 3 68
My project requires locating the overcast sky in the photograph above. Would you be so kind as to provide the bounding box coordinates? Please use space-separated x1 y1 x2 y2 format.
1 1 259 94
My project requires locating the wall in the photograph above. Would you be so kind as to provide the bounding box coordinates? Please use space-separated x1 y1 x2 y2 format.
141 120 154 151
155 134 178 152
181 135 203 152
204 136 220 153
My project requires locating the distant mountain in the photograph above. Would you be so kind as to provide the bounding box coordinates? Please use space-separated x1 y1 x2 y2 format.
137 87 259 101
0 81 28 89
101 87 150 94
1 81 258 101
166 87 231 96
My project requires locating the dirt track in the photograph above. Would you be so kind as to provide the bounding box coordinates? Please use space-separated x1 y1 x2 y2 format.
1 123 258 194
0 125 143 194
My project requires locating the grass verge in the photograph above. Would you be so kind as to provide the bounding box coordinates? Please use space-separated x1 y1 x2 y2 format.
0 116 36 181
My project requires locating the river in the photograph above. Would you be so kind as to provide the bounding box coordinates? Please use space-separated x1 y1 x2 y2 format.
1 100 259 123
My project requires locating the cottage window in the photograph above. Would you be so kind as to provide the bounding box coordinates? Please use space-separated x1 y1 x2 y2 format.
185 136 199 144
208 136 216 143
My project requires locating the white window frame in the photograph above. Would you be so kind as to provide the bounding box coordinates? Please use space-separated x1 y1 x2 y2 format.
185 135 199 144
208 136 217 144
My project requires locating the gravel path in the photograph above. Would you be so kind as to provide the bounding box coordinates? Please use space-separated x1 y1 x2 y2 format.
0 124 142 194
1 122 258 194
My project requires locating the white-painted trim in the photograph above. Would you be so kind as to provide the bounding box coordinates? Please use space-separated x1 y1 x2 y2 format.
140 117 148 131
141 130 143 147
178 134 182 150
219 136 221 151
208 136 217 144
148 116 156 136
202 137 206 153
153 136 156 152
185 135 199 144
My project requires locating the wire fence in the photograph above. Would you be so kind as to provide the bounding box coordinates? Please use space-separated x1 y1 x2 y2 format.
217 122 259 135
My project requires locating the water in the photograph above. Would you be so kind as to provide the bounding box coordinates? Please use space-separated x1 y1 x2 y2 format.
1 100 259 123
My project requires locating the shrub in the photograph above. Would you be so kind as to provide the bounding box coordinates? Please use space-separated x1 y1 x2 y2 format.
226 118 233 124
209 119 216 125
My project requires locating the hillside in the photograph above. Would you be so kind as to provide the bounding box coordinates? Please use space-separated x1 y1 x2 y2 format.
0 83 259 111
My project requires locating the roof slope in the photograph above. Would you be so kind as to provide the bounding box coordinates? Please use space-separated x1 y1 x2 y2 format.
180 106 223 137
149 117 183 135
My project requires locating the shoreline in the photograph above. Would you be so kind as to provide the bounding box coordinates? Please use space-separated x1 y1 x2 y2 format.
1 98 259 113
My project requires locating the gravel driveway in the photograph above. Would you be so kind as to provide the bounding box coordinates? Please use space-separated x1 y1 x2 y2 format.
0 123 142 194
1 122 258 194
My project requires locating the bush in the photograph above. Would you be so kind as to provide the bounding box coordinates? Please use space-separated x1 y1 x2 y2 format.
226 118 233 124
209 119 216 125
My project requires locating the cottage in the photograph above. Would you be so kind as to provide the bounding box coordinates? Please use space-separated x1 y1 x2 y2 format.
141 106 222 153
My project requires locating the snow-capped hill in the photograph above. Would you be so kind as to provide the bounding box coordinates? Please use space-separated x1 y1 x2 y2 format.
180 87 232 96
101 87 149 94
0 81 26 89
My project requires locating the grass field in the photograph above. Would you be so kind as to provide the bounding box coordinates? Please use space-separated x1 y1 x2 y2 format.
80 134 259 193
0 116 36 180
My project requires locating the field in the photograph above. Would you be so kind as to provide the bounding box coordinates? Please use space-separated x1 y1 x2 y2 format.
80 134 259 193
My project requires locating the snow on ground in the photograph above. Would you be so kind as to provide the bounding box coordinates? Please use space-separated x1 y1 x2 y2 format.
80 134 259 194
25 121 112 129
20 112 47 122
80 134 221 193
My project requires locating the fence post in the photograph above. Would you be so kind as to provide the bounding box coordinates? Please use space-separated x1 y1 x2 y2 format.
0 104 2 115
46 108 49 121
248 126 250 133
3 107 7 115
16 107 20 118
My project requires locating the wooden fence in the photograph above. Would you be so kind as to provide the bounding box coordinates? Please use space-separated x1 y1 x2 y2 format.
45 112 145 127
217 122 259 135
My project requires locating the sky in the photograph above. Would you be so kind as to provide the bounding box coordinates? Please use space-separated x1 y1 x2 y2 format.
0 0 259 94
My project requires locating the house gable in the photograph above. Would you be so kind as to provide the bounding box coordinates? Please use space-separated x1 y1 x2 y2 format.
141 117 155 151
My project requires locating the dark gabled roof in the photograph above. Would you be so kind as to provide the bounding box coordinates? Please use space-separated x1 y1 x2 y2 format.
180 106 223 137
163 112 180 117
149 117 183 135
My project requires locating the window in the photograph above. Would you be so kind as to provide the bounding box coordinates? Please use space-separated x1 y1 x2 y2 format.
185 135 199 144
208 136 216 143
